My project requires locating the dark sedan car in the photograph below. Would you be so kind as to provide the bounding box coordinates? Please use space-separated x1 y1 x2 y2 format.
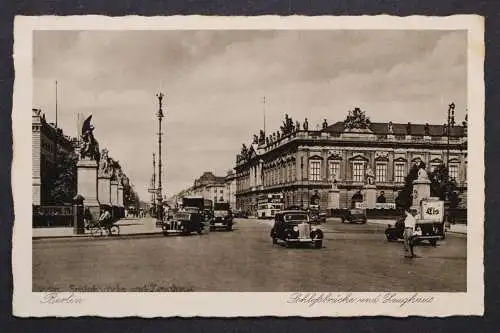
162 210 204 236
270 210 324 248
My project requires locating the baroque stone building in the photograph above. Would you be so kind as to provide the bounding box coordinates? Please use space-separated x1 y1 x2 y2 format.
32 108 77 205
234 108 467 216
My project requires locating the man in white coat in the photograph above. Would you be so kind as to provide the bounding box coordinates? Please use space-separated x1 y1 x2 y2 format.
403 209 417 258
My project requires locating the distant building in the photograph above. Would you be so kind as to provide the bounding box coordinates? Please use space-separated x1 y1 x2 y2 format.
225 170 237 209
192 171 227 204
234 108 467 216
32 108 77 205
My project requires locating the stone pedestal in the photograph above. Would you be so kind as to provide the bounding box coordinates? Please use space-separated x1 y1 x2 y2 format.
77 159 100 222
327 187 340 210
363 184 377 209
98 176 111 206
412 178 431 209
110 180 118 219
117 184 124 218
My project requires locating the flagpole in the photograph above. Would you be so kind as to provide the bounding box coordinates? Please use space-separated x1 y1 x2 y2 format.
263 96 266 135
55 80 58 128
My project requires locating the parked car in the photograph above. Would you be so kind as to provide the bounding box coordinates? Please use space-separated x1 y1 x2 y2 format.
233 210 248 219
270 209 324 248
161 209 204 236
341 208 367 224
210 203 233 231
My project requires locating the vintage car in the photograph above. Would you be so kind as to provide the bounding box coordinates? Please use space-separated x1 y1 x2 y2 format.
270 210 324 248
210 203 234 231
233 210 249 219
385 200 446 246
161 209 204 236
340 208 367 224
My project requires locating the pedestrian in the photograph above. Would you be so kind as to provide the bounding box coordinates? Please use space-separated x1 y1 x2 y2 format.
403 209 417 258
98 207 112 235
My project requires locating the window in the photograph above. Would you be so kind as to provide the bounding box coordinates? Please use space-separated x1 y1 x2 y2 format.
449 164 458 181
309 160 321 181
220 189 223 194
376 163 387 182
328 160 340 181
352 162 364 182
394 163 405 183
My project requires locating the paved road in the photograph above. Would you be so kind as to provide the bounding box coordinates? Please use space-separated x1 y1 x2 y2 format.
33 218 466 292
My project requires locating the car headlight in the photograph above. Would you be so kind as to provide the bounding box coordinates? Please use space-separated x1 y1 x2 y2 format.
177 221 182 226
293 226 299 232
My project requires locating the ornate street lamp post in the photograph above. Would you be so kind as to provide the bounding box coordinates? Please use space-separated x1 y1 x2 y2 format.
156 92 165 223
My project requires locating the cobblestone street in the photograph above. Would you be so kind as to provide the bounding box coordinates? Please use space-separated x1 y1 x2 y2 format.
33 218 466 292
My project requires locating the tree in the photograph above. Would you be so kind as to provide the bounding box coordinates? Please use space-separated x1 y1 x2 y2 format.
49 145 78 204
396 161 461 212
429 163 461 208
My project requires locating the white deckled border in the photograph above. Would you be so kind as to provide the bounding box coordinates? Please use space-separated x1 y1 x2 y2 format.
12 15 484 317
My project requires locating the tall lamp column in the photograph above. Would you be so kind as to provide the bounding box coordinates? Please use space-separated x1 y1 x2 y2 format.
156 92 164 223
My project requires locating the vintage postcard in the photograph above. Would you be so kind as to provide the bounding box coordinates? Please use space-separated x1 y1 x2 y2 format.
12 15 484 317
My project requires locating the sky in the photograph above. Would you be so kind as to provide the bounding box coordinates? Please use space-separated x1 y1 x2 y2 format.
33 29 467 201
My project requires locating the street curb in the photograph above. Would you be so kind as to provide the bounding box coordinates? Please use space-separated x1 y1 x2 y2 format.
32 231 164 240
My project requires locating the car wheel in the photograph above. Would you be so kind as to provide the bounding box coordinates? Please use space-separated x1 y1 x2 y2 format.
314 240 323 249
430 239 437 247
162 232 168 237
226 225 233 231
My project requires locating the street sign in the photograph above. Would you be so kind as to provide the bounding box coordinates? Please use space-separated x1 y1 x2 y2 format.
148 188 156 193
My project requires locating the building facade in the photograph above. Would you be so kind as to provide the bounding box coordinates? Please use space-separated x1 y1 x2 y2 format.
192 171 227 204
32 108 77 205
234 108 467 216
225 170 237 209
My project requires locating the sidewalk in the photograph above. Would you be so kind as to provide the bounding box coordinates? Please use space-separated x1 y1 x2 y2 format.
32 217 162 239
364 218 467 235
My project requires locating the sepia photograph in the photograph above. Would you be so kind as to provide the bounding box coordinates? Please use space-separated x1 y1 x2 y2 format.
12 15 484 317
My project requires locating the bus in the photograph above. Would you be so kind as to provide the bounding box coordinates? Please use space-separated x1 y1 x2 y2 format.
257 193 284 219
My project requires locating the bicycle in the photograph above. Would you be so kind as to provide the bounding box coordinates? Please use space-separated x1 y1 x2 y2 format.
87 220 120 237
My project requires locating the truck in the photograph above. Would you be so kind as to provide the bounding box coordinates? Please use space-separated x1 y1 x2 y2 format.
210 202 233 231
385 198 446 246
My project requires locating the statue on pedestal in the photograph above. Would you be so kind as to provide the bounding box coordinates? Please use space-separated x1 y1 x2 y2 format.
365 166 375 185
406 122 412 135
79 114 100 161
253 134 258 144
98 149 112 177
424 123 430 136
303 118 309 131
417 167 429 181
331 177 338 190
296 121 301 131
322 118 328 129
388 121 393 133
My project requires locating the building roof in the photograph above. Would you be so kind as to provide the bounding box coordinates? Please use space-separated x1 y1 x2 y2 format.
323 121 465 137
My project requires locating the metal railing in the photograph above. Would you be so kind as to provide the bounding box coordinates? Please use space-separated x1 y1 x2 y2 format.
33 205 74 228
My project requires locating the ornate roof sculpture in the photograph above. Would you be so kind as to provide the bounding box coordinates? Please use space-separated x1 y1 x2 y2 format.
343 107 372 132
